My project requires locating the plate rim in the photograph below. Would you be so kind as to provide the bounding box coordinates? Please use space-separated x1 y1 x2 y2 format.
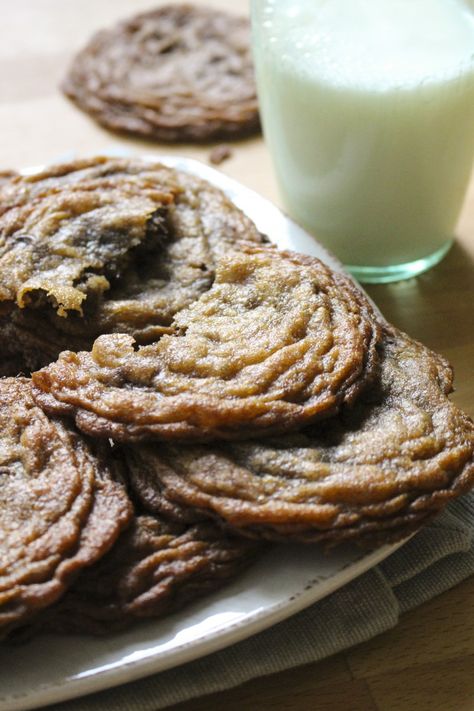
2 540 406 711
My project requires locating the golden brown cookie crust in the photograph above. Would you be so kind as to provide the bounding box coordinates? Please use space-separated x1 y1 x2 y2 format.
32 244 381 442
125 329 474 547
0 378 132 638
0 156 175 315
0 157 263 374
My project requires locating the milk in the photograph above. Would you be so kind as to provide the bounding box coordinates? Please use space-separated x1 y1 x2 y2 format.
252 0 474 276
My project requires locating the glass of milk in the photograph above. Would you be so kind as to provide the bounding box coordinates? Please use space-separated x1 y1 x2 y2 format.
251 0 474 283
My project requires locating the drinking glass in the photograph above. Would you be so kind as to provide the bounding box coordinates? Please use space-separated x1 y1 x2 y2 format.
251 0 474 283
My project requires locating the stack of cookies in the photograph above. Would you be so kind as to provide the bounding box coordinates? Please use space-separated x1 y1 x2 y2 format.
1 157 473 639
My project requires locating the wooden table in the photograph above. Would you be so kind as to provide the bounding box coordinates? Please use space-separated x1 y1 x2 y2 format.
1 2 473 709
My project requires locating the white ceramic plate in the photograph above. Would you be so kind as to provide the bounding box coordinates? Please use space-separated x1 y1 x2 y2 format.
0 157 407 711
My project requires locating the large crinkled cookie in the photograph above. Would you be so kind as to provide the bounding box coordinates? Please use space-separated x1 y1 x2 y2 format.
0 157 176 315
32 244 381 442
35 512 263 635
62 4 260 142
0 157 263 374
124 329 474 547
0 378 132 638
0 157 175 371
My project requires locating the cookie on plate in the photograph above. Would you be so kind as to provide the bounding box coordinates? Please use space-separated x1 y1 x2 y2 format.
36 513 262 635
0 157 263 374
0 157 176 372
62 4 260 142
125 328 474 547
32 244 381 442
0 378 132 638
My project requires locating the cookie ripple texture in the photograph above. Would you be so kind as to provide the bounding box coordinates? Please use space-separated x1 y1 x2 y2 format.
62 4 260 142
0 156 263 374
37 514 263 635
125 329 474 547
32 244 381 442
0 378 132 638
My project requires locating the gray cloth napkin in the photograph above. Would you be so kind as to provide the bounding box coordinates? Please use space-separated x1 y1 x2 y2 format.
49 492 474 711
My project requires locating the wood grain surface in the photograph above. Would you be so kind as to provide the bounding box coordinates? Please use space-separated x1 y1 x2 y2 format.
0 2 473 710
